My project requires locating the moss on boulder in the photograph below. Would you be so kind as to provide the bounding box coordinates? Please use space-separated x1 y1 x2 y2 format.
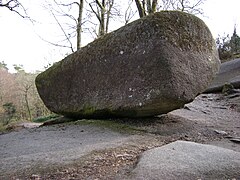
36 11 220 118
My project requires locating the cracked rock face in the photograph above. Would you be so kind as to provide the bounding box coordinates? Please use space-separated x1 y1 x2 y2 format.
35 11 220 118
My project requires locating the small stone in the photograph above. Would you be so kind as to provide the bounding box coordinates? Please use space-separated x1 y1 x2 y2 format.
31 174 40 179
183 105 191 110
214 130 228 135
229 138 240 144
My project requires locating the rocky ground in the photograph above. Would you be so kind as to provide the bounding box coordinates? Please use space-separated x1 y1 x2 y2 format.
0 92 240 179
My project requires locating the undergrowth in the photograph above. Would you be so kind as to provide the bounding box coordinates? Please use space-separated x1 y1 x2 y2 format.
32 114 60 123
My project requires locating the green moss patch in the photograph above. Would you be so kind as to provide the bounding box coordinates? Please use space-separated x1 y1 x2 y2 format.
73 119 147 134
33 114 60 123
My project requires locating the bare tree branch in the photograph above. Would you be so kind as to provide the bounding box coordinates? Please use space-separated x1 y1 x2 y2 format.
41 0 85 51
133 0 205 18
89 2 101 22
124 0 137 24
95 0 104 9
53 0 80 7
0 0 30 18
169 0 205 15
38 35 75 50
50 10 74 52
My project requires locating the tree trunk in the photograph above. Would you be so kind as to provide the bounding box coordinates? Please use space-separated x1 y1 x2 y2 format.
77 0 84 50
106 0 114 34
151 0 158 13
135 0 158 17
134 0 146 17
24 89 32 121
147 0 152 14
99 0 105 36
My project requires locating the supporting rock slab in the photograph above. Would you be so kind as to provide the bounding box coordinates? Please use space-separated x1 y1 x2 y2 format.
125 141 240 179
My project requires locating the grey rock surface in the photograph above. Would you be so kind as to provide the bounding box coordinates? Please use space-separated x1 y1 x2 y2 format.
0 123 135 178
125 141 240 180
205 58 240 93
36 11 220 118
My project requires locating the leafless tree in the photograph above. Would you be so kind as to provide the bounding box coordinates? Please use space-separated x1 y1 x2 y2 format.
134 0 206 18
41 0 84 52
134 0 159 18
53 0 84 50
88 0 120 37
23 84 32 121
164 0 206 14
41 0 120 52
43 0 119 51
124 0 137 24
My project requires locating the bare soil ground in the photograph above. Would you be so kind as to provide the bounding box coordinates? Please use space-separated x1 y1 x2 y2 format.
0 92 239 180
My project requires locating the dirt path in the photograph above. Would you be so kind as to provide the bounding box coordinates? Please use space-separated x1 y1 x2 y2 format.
0 92 239 179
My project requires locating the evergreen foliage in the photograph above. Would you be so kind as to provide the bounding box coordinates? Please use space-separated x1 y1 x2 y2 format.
216 26 240 62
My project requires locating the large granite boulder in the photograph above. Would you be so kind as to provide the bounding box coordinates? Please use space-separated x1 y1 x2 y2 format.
36 11 220 118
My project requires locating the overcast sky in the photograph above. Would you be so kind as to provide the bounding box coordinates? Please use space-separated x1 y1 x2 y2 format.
0 0 240 72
